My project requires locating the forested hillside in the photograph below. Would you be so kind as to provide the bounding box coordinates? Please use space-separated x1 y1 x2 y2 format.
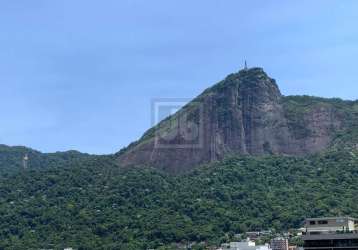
1 69 358 249
1 149 357 249
0 145 94 175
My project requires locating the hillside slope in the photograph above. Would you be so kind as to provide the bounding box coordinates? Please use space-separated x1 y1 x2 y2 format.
0 144 94 175
1 67 357 249
117 68 358 173
0 149 357 249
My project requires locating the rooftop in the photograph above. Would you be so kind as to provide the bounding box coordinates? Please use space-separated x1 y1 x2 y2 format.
302 232 358 241
305 217 358 221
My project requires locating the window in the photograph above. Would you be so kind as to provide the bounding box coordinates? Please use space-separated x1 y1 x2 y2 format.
310 221 316 225
318 220 328 224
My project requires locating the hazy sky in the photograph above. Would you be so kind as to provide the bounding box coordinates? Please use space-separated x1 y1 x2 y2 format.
1 0 358 154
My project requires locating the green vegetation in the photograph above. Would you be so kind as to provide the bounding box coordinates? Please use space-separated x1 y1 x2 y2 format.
1 92 358 249
282 95 358 141
1 148 358 249
0 145 94 175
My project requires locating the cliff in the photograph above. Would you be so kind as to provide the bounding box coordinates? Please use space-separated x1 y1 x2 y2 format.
116 68 358 173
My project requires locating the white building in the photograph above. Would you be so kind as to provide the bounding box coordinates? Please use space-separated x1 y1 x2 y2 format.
218 240 271 250
304 217 358 235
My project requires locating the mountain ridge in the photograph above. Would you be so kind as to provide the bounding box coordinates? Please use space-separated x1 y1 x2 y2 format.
2 68 357 175
0 144 95 175
0 67 358 249
116 67 358 173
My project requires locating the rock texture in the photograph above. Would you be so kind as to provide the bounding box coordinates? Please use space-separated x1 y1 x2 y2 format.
116 67 352 173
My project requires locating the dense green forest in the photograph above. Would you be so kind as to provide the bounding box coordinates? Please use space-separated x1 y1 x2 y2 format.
0 148 358 249
0 144 94 175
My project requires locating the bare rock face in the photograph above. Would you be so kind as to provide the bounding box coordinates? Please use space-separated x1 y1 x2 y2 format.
116 67 347 173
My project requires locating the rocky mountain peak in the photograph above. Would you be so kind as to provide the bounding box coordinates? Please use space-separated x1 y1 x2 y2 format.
116 67 348 173
238 67 281 96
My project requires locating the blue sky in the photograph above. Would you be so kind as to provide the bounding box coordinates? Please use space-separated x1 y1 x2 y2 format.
1 0 358 154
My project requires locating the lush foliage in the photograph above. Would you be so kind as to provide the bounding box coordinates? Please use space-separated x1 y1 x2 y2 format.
0 145 93 175
1 94 358 249
282 96 358 141
1 148 358 249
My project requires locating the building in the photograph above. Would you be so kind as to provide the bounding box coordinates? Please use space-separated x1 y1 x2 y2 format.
246 232 261 241
302 217 358 250
218 241 270 250
304 217 357 234
270 238 289 250
246 231 273 241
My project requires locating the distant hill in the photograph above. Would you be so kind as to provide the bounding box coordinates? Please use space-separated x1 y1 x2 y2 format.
0 144 94 175
116 68 358 173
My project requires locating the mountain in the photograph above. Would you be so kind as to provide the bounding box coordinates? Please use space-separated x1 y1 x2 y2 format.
0 144 94 175
0 67 358 249
117 67 358 173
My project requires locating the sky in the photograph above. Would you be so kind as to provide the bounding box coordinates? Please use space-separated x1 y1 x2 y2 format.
1 0 358 154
